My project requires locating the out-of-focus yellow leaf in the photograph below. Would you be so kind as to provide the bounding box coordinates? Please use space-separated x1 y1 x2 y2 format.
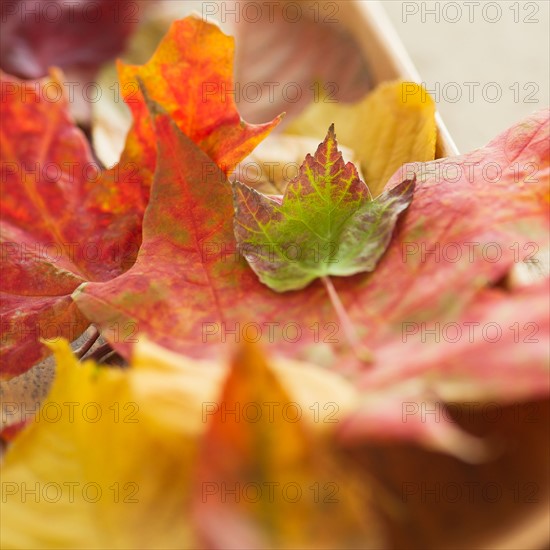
286 81 437 196
0 339 203 549
192 343 381 549
0 338 362 549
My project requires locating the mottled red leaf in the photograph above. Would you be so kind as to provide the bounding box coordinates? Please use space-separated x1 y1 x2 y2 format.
74 106 549 376
73 101 332 363
1 16 282 378
0 70 145 377
334 280 549 458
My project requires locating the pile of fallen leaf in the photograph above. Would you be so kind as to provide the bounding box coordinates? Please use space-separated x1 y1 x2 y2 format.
1 11 549 550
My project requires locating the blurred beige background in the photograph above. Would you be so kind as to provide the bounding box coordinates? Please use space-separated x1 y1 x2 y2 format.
383 0 549 151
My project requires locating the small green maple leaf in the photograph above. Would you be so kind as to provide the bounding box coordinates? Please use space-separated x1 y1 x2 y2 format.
233 124 416 292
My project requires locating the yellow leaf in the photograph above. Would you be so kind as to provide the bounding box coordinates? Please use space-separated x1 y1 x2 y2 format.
0 339 362 549
0 339 201 549
286 80 437 196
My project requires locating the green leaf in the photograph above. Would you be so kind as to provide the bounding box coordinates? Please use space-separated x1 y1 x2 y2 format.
233 124 415 292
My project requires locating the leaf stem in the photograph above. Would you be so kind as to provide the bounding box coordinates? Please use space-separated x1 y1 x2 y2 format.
74 326 100 359
321 276 372 364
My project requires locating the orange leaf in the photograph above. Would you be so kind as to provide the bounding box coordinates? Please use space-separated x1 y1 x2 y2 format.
192 343 380 549
118 15 282 178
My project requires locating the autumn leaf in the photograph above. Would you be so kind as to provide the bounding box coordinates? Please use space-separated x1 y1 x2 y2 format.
0 338 372 548
348 278 550 411
117 15 282 182
0 0 141 79
341 108 550 348
0 339 200 549
3 336 546 548
94 15 282 214
0 70 145 378
233 133 363 195
192 343 380 549
74 105 549 370
1 16 281 379
233 124 415 292
4 7 549 548
286 81 437 196
334 281 550 461
337 279 550 547
72 97 337 363
0 0 144 124
334 282 550 547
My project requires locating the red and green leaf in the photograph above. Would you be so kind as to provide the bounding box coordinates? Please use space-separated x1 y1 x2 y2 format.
233 124 415 291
